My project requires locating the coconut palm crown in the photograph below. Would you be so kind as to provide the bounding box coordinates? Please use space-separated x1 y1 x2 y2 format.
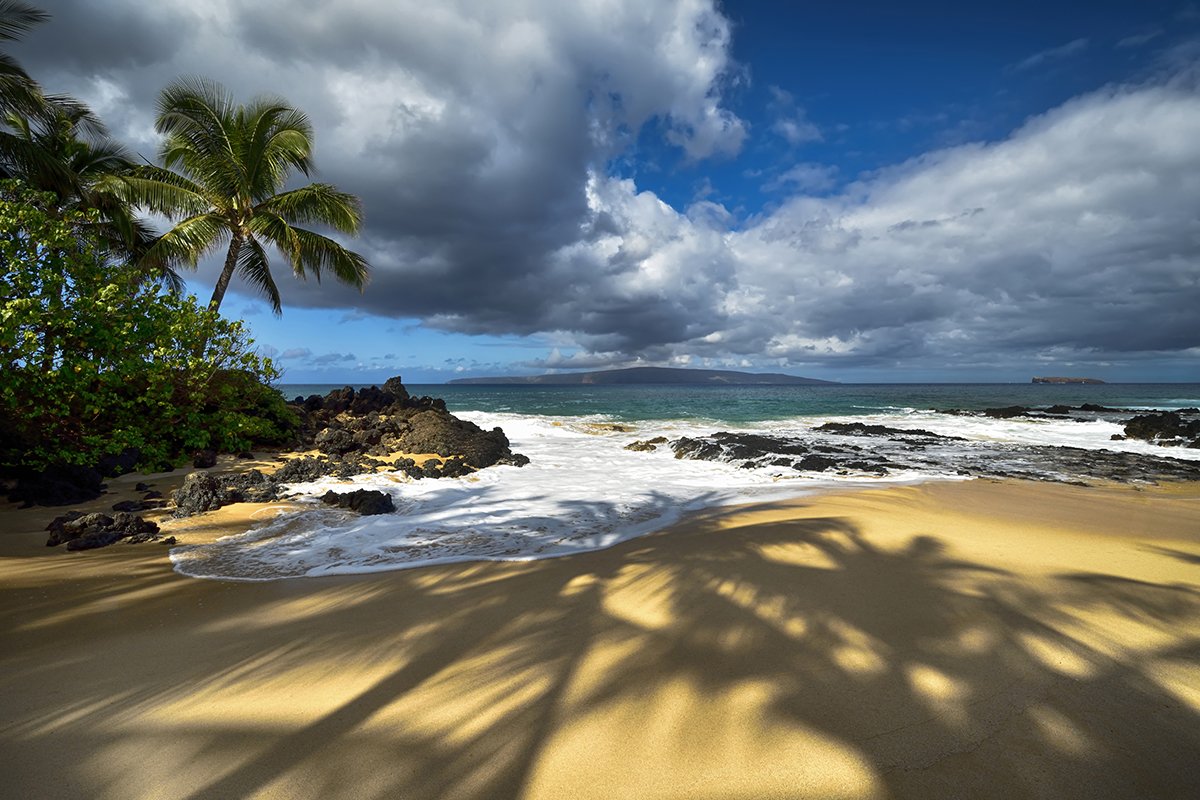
128 77 369 314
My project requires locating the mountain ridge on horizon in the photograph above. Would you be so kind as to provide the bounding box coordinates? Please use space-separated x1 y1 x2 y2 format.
448 366 836 386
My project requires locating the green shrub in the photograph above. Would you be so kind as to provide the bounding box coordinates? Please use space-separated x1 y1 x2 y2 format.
0 181 295 472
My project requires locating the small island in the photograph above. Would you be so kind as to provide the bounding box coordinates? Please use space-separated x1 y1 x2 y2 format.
450 366 835 385
1032 376 1107 384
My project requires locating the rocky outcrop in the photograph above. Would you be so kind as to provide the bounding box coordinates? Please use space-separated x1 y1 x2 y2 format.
289 378 527 470
168 377 532 517
45 511 163 550
320 489 395 515
1122 412 1200 448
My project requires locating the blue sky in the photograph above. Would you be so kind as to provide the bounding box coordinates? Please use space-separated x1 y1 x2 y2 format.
23 0 1200 382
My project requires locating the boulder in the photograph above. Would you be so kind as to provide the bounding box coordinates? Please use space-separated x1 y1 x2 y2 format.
314 427 357 456
95 448 140 478
172 473 225 516
191 449 218 469
320 489 394 515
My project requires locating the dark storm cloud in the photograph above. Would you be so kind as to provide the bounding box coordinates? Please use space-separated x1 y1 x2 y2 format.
12 0 188 72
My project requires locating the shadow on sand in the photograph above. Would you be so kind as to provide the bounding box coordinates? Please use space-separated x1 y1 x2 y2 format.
2 495 1199 799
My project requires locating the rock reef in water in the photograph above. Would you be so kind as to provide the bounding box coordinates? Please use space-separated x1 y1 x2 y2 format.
1032 376 1106 384
666 425 1200 485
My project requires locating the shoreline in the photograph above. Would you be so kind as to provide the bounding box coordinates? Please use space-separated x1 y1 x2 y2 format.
2 475 1199 798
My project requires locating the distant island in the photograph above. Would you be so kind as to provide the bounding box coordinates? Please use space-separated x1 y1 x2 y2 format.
449 366 836 385
1032 376 1106 385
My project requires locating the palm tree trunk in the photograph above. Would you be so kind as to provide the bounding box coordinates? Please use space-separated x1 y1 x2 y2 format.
195 235 242 358
209 235 243 313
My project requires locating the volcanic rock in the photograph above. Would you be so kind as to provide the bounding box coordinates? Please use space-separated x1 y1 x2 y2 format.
320 489 395 515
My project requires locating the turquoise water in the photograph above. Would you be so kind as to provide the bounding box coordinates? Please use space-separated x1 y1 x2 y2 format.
277 383 1200 422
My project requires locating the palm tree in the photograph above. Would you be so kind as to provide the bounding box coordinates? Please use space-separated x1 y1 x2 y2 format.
0 1 114 210
0 0 47 118
126 77 369 314
3 105 171 283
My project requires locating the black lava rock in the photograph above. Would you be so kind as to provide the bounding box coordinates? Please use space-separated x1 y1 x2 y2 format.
319 489 395 515
191 450 218 469
48 511 160 550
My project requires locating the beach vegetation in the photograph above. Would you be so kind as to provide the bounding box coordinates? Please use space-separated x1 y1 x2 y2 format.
121 77 370 315
0 182 296 473
1 103 181 286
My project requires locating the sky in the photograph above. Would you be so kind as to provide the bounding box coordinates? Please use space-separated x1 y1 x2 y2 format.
15 0 1200 383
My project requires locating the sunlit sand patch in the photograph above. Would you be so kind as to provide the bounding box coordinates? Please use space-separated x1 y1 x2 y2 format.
524 673 887 800
1017 631 1097 678
753 539 842 569
829 619 889 677
600 564 677 632
1144 658 1200 713
1029 704 1097 757
905 662 971 727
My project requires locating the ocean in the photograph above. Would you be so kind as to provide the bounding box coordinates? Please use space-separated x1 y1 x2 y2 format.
170 383 1200 581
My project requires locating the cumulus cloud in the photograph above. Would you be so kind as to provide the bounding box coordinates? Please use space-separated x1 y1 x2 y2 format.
520 75 1200 370
280 348 313 360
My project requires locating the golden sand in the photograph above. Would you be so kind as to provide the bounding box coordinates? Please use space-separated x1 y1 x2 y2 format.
1 477 1199 799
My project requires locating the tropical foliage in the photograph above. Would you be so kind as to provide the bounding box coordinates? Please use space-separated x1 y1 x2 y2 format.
124 77 369 314
0 182 295 472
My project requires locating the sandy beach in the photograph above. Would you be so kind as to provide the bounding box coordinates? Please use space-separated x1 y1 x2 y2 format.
2 476 1199 799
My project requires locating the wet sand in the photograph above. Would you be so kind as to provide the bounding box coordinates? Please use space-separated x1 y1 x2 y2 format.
2 477 1199 799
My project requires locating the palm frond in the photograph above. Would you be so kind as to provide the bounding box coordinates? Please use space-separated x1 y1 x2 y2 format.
242 100 313 194
116 165 211 217
237 236 282 314
155 77 243 196
140 211 228 269
246 210 301 269
290 227 370 288
0 1 47 42
256 183 361 233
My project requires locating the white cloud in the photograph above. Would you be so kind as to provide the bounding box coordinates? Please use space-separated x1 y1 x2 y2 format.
767 86 822 145
1010 38 1089 72
1116 30 1162 49
764 163 839 193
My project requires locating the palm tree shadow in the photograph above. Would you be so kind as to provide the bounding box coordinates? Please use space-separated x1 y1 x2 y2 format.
1142 544 1200 566
5 495 1200 800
